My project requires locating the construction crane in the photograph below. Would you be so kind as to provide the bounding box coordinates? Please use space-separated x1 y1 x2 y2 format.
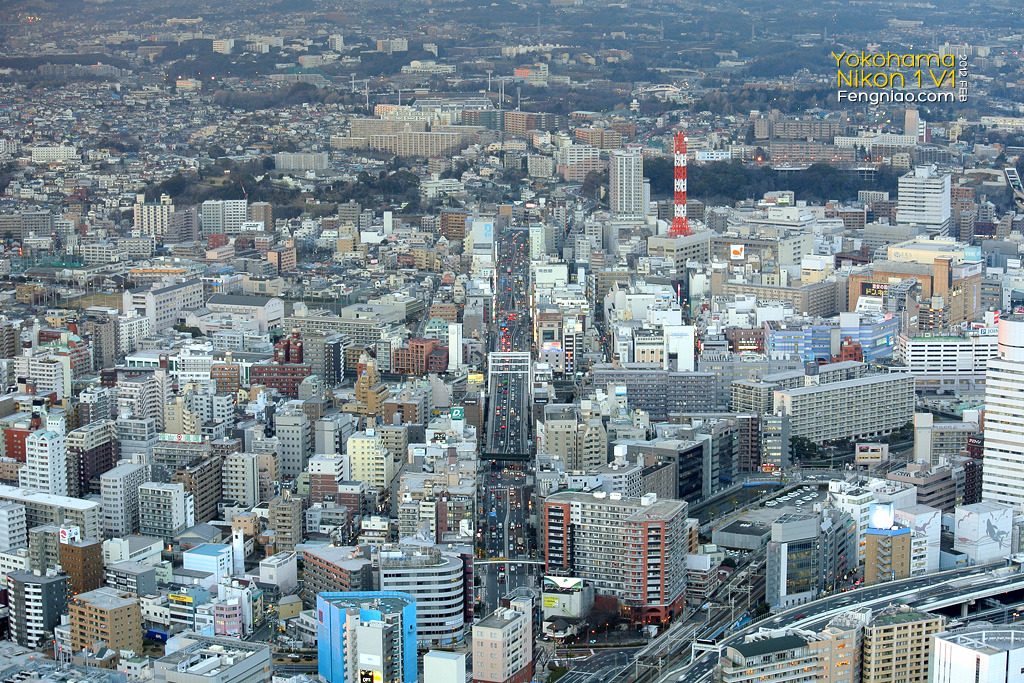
669 132 692 237
1006 167 1024 212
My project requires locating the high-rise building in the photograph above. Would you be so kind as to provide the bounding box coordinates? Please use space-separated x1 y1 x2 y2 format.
222 452 260 508
609 149 644 220
139 482 195 541
895 165 951 236
861 605 943 683
348 428 396 492
317 591 418 683
268 491 303 553
543 491 691 622
201 199 248 236
66 419 119 498
134 194 175 238
765 509 856 610
60 534 105 594
0 502 28 551
377 545 466 646
8 570 69 648
274 402 314 479
67 587 142 668
983 316 1024 508
20 422 67 496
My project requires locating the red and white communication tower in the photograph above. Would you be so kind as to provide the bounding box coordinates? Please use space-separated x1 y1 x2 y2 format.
669 132 691 237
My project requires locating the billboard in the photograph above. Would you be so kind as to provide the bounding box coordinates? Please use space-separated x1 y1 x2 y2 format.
860 282 890 297
159 432 203 443
543 596 559 608
543 576 583 590
730 244 745 260
869 502 896 530
450 407 464 420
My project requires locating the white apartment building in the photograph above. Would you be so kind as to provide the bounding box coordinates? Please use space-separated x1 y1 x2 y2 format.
983 316 1024 508
609 149 645 220
348 429 396 491
774 374 916 443
117 311 151 356
124 279 204 332
101 463 150 538
134 194 175 238
222 453 260 508
275 402 313 479
0 502 28 552
378 545 465 646
30 145 78 164
828 481 875 565
13 351 70 400
895 164 952 237
117 372 170 429
200 199 247 236
139 482 195 541
19 429 67 496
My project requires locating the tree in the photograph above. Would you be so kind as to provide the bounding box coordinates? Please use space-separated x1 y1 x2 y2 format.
581 170 607 200
208 143 227 159
721 557 737 569
791 436 819 461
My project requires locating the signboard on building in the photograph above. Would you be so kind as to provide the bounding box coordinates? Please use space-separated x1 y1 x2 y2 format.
861 282 890 297
158 432 203 443
729 244 745 260
450 407 464 420
543 576 583 591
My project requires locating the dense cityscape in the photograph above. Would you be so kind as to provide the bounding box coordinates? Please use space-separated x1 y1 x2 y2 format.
0 0 1024 682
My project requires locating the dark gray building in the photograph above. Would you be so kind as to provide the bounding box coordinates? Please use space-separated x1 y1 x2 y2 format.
8 570 70 648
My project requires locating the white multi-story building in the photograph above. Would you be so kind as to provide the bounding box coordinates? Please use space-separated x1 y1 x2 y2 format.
774 373 916 444
201 199 248 236
983 316 1024 508
348 428 395 491
30 145 78 164
133 194 174 237
932 625 1024 683
124 279 204 332
101 463 150 538
275 402 313 479
12 351 70 400
0 502 28 551
609 149 644 220
895 164 952 237
117 311 151 356
19 428 67 496
222 452 260 508
377 545 465 646
139 482 195 541
827 481 876 564
894 331 998 392
117 372 170 430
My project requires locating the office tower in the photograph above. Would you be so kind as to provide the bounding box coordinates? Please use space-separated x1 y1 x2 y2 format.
609 149 644 220
472 600 533 683
983 316 1024 508
222 452 260 508
201 199 248 236
134 193 174 238
765 509 856 609
317 592 417 683
543 491 690 622
348 428 396 491
8 570 70 648
67 588 142 666
932 624 1024 683
101 463 149 538
861 605 943 683
268 491 303 553
377 545 466 646
274 402 314 478
896 165 951 236
139 482 195 541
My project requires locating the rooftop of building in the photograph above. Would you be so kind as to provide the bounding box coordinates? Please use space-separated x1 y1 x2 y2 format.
74 587 138 610
0 483 100 511
207 294 279 306
776 372 909 396
870 605 939 627
318 590 415 615
732 634 808 659
938 624 1024 654
186 543 231 557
